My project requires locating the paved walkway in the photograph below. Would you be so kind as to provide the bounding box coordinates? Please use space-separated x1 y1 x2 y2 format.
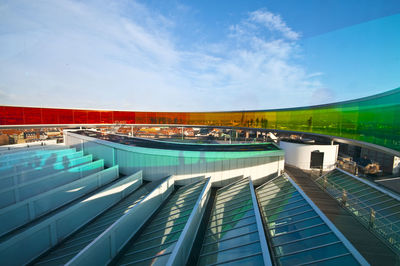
285 166 400 266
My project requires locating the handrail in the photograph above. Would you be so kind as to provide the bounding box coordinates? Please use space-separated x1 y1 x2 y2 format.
336 168 400 201
315 171 400 255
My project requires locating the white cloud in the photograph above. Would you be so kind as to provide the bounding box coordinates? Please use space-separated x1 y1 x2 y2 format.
310 88 336 105
0 1 323 111
249 9 300 40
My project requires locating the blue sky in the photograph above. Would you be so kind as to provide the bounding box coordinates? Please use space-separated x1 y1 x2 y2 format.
0 0 399 111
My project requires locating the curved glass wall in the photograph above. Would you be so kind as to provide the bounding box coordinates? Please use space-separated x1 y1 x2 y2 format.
1 87 399 152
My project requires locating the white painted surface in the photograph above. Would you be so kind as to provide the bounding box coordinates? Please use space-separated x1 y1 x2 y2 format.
279 141 338 171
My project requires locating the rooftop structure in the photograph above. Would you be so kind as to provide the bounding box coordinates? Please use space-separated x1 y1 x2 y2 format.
0 143 372 265
0 89 399 265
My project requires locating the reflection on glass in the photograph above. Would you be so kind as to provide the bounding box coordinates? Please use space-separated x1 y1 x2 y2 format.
316 169 400 254
1 88 399 151
33 182 149 265
114 180 206 265
198 178 265 265
257 175 360 265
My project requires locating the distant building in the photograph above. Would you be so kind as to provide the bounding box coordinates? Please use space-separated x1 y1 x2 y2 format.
9 133 25 144
24 131 37 140
0 134 9 145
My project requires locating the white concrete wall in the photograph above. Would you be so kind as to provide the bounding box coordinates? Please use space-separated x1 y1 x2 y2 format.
65 131 285 187
279 141 338 171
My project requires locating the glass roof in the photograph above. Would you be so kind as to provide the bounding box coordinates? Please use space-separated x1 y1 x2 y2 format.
198 178 266 265
256 175 362 265
114 179 206 265
33 184 150 265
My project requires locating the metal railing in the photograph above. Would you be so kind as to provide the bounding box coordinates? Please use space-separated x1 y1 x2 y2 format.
315 173 400 255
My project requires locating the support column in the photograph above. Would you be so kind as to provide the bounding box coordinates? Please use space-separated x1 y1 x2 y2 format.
369 208 375 228
342 189 347 206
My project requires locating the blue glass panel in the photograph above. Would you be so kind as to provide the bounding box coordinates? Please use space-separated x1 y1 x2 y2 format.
214 194 252 207
206 215 256 236
202 231 260 253
278 242 349 265
271 217 324 237
211 203 254 219
212 199 253 215
274 232 338 256
268 209 316 228
203 223 258 244
208 209 255 229
217 253 264 266
200 179 266 265
266 205 313 223
258 188 298 200
257 188 297 201
263 196 305 212
310 254 360 266
114 180 206 265
264 199 308 216
272 224 331 246
198 242 262 265
133 232 181 251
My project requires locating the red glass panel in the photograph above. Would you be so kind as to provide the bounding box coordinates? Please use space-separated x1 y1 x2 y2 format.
172 112 187 124
147 112 156 124
58 109 74 124
135 112 147 124
163 112 173 124
88 111 101 124
0 106 24 125
113 111 135 124
100 111 113 124
73 110 88 124
23 107 42 124
41 108 60 124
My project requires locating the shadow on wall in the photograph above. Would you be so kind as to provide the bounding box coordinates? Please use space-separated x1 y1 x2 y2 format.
65 133 284 186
